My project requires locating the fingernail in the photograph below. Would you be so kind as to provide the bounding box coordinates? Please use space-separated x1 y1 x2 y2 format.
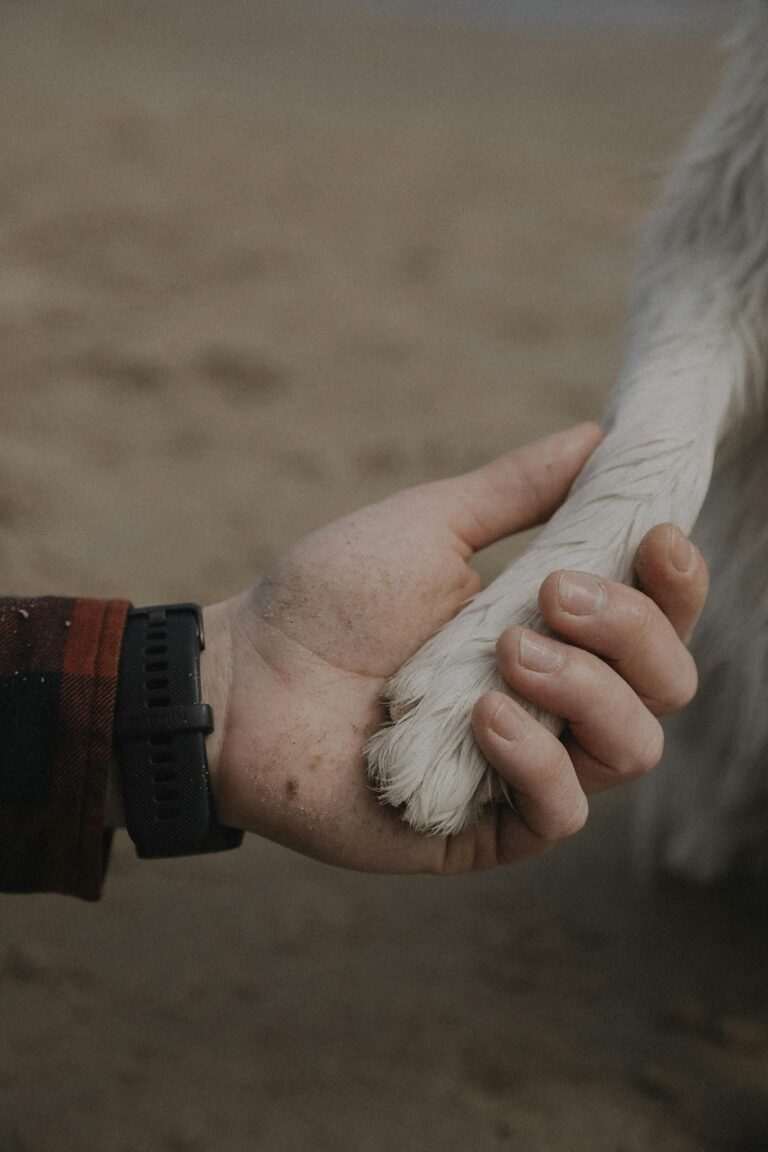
519 629 565 673
490 698 524 741
669 526 696 573
557 571 606 616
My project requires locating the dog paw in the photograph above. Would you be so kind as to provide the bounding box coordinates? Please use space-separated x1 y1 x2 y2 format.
366 561 560 835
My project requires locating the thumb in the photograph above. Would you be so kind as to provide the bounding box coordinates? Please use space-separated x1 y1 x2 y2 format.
446 422 603 552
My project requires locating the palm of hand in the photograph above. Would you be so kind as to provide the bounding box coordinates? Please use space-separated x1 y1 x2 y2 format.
214 485 483 872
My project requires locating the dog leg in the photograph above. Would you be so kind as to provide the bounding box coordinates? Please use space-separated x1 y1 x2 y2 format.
634 425 768 882
368 3 768 837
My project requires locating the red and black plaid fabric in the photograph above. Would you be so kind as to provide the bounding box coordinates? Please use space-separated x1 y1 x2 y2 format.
0 596 130 900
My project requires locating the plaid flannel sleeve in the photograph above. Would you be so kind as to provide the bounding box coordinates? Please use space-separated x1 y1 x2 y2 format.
0 596 130 900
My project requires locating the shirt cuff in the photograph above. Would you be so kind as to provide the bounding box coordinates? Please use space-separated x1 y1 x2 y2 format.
0 596 131 900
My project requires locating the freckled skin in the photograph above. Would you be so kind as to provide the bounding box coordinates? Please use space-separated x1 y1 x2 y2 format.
198 425 709 877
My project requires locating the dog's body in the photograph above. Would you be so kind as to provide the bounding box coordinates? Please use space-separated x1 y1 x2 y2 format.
367 0 768 882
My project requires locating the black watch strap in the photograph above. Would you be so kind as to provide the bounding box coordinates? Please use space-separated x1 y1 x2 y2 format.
114 603 243 858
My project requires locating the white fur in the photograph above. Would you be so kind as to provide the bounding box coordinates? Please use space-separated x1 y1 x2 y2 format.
367 0 768 877
634 423 768 881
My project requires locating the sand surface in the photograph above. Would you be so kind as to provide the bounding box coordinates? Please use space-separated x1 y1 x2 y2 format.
1 2 768 1149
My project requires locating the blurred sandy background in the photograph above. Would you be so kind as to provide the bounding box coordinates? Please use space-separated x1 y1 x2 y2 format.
1 1 767 1149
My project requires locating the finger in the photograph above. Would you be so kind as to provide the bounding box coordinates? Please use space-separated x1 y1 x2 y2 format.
439 803 571 874
444 423 603 552
495 627 665 783
563 735 651 796
538 569 699 715
471 691 588 844
633 523 709 644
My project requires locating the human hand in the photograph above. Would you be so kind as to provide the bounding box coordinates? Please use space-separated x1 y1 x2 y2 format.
201 423 709 874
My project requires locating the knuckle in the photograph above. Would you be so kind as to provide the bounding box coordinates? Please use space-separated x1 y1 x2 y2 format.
533 749 587 842
627 720 665 778
610 590 655 666
546 795 589 842
598 717 665 782
632 590 654 646
539 743 575 791
646 656 699 715
681 661 700 707
674 657 700 709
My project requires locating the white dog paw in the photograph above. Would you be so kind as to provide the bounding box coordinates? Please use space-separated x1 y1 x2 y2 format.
366 566 559 835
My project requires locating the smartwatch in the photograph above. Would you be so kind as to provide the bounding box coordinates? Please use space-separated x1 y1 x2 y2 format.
113 603 243 858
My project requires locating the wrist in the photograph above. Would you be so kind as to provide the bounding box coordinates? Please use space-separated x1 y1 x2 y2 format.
199 589 305 837
199 599 236 820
